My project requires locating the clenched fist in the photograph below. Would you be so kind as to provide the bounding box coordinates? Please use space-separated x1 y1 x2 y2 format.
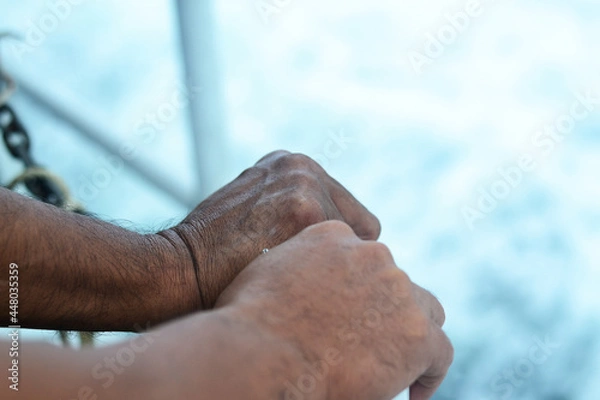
126 221 452 400
211 221 454 399
163 151 381 310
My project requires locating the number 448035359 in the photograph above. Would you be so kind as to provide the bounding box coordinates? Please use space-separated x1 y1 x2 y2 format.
9 262 19 322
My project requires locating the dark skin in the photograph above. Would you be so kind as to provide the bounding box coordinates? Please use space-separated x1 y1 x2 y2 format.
0 151 380 331
169 151 382 308
0 151 453 399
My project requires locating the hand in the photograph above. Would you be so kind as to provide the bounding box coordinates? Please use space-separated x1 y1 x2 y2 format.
164 151 381 309
216 221 454 400
3 222 449 399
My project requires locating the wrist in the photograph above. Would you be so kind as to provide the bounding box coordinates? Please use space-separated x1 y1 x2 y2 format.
79 231 200 331
162 221 213 308
143 230 202 323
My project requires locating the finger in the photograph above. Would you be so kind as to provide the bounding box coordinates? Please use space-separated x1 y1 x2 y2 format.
320 195 345 223
325 175 381 240
410 327 454 400
255 151 380 239
411 284 446 327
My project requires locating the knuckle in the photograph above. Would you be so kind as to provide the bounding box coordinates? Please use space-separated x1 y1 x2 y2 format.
270 149 292 157
239 165 268 180
288 170 320 191
275 153 318 172
389 268 413 293
404 311 431 344
377 268 413 302
264 149 292 161
363 242 395 265
420 288 446 327
255 150 291 167
285 194 326 228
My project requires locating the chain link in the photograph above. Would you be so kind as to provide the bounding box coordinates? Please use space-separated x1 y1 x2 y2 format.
1 104 72 207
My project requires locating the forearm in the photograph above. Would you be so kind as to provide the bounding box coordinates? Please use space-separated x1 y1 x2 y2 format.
0 308 317 400
134 307 322 400
0 188 197 331
1 340 95 399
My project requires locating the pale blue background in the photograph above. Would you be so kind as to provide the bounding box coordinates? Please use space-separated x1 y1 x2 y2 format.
1 1 599 399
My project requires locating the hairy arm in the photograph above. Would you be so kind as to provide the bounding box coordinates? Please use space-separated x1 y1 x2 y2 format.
0 308 309 400
1 221 452 400
0 151 381 331
0 187 196 331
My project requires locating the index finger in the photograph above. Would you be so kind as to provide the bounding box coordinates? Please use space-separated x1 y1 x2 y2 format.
325 174 381 240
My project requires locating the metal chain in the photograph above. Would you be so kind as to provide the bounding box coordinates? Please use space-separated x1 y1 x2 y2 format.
0 104 73 208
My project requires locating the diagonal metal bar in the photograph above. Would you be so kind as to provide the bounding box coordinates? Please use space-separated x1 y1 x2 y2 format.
8 72 197 209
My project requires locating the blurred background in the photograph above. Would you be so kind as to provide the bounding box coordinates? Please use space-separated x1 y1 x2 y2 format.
1 0 599 399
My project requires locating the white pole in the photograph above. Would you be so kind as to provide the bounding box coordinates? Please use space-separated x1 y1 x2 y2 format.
175 0 227 201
